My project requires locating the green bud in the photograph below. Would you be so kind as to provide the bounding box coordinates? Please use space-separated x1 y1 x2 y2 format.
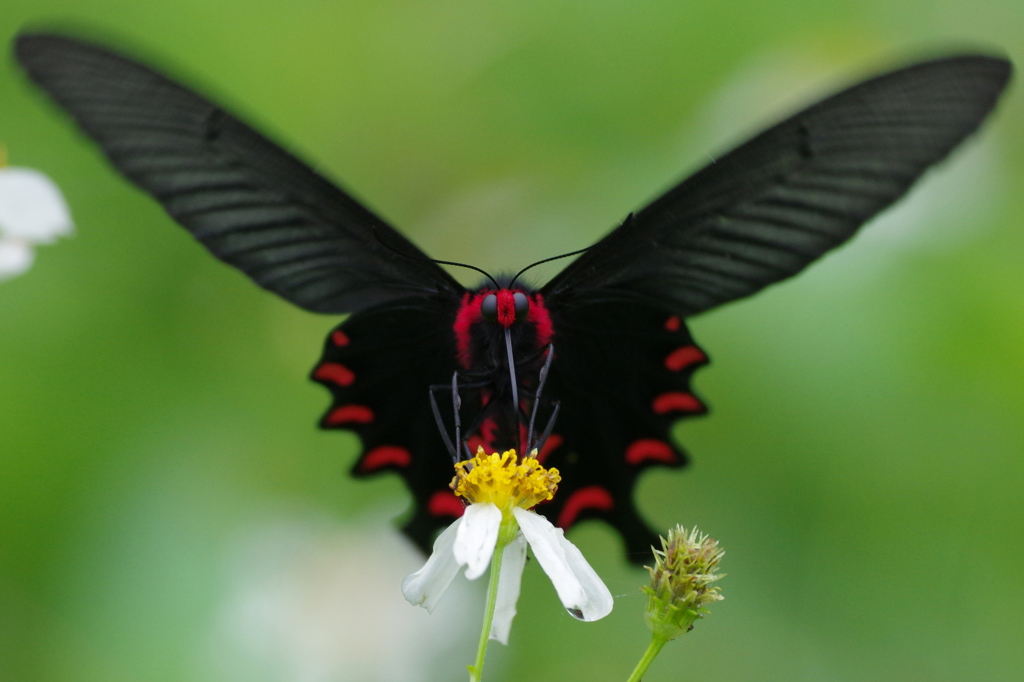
642 525 724 640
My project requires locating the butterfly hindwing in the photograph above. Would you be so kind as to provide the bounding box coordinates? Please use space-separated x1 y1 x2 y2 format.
311 295 467 552
536 300 709 560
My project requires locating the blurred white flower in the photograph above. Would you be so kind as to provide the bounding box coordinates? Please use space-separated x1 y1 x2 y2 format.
204 509 479 682
0 163 73 280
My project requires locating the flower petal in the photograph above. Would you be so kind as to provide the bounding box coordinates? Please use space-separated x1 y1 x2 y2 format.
402 517 463 613
0 240 35 281
489 534 527 645
513 507 613 622
555 528 615 622
454 502 501 580
0 168 73 242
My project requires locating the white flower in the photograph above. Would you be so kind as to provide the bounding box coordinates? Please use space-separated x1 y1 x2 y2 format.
0 165 73 280
402 449 614 644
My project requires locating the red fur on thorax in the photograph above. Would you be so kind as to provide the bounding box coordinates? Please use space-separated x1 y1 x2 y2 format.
496 290 516 327
453 292 480 369
527 293 553 346
452 290 554 368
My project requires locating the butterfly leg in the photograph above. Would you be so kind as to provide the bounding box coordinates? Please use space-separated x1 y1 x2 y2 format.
530 399 560 458
429 373 493 462
449 372 463 460
428 376 460 464
526 344 555 452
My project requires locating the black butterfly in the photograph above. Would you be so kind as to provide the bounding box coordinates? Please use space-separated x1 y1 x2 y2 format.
16 33 1011 562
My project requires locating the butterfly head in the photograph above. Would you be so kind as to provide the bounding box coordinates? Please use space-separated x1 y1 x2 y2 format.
480 289 530 328
453 288 553 370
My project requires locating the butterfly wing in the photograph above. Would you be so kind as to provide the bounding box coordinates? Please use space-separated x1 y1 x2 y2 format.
15 33 462 313
544 54 1012 315
540 55 1011 559
531 301 707 561
17 32 472 548
311 296 466 553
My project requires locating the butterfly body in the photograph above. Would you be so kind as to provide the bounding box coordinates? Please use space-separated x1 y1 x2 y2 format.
308 274 710 557
15 33 1011 561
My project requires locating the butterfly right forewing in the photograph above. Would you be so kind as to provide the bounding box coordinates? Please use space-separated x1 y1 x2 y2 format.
545 55 1012 316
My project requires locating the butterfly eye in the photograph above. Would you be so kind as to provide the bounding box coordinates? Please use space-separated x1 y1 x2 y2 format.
513 292 530 319
481 293 498 321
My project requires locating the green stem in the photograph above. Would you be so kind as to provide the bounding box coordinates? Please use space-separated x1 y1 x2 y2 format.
468 542 505 682
625 634 668 682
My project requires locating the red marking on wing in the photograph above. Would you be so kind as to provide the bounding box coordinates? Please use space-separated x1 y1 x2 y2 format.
325 404 374 425
652 392 703 414
359 445 412 472
465 417 497 456
664 315 681 332
313 362 355 387
534 433 563 464
625 439 677 465
482 418 499 449
528 293 553 346
557 486 614 529
496 289 516 328
664 345 707 372
466 435 487 456
453 292 481 369
331 330 350 346
428 490 465 518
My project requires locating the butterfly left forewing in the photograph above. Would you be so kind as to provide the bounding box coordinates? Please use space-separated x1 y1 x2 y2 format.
16 32 461 315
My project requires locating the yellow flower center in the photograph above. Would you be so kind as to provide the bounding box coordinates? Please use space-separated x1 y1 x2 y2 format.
452 447 560 512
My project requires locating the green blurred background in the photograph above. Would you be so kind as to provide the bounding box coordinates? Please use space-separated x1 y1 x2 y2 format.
1 1 1022 680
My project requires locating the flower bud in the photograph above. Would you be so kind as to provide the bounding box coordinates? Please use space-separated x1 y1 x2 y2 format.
642 525 724 640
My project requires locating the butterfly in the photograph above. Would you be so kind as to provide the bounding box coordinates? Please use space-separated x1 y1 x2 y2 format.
16 33 1011 562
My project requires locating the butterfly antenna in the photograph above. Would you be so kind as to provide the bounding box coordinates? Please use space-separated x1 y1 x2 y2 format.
373 226 500 288
509 244 593 288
